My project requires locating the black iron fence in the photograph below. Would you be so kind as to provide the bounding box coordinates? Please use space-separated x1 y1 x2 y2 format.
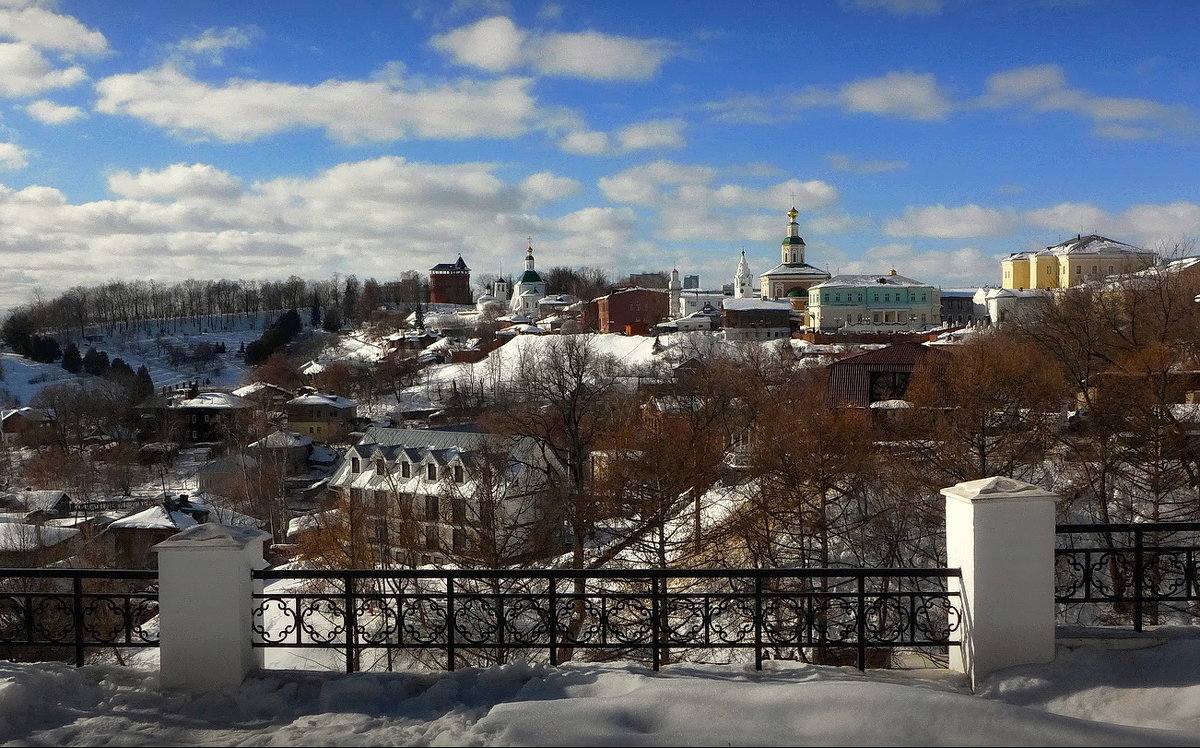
1056 522 1200 631
252 567 961 673
0 568 159 665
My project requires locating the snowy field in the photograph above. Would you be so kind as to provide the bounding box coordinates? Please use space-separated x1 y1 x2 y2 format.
3 632 1200 745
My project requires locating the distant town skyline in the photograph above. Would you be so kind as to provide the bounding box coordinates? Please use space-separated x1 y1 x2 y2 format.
0 0 1195 306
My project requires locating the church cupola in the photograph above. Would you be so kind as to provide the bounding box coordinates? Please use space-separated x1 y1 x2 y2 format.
781 206 806 265
525 246 536 272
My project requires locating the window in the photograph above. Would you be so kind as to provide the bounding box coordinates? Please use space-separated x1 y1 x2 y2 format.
375 458 386 475
425 495 439 521
426 463 436 481
453 465 464 483
425 525 440 551
350 457 362 473
401 462 411 478
452 528 466 553
452 498 466 524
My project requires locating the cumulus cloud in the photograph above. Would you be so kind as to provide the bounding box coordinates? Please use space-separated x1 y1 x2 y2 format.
25 98 81 123
559 119 685 155
975 64 1193 139
0 142 27 170
785 71 952 121
1025 200 1200 250
168 26 257 67
94 65 538 143
0 42 84 95
431 15 674 81
598 159 840 243
840 244 997 286
0 157 652 300
107 163 243 201
884 204 1018 239
0 2 108 55
826 153 908 174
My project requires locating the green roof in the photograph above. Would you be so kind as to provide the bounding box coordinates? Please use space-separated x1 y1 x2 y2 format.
517 269 543 284
782 236 806 245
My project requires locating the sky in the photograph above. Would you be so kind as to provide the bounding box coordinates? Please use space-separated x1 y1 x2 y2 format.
0 0 1195 307
4 632 1200 745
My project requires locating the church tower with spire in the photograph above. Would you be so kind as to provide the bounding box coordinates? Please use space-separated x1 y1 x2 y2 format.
733 251 753 298
759 205 829 302
509 244 547 318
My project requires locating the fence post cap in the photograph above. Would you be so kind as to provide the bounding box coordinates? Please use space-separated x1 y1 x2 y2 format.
153 522 271 552
941 476 1056 504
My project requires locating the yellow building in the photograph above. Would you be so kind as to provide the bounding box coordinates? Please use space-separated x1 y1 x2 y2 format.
1001 234 1156 290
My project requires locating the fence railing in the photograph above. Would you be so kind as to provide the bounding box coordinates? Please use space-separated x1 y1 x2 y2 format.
1056 522 1200 631
252 567 961 673
0 568 159 665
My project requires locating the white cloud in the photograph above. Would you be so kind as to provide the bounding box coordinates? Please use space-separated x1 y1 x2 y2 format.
560 119 686 156
94 65 538 143
107 163 243 201
431 15 674 81
519 171 581 202
976 64 1192 139
0 2 108 55
840 244 996 286
0 42 84 95
1026 201 1200 250
884 204 1018 239
0 142 28 170
844 0 945 16
826 153 908 174
25 98 81 123
0 157 651 300
169 27 257 67
840 71 951 121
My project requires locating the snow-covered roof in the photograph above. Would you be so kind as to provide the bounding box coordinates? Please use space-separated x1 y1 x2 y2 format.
721 298 792 312
232 382 293 398
249 431 313 449
109 504 204 531
288 393 357 409
7 490 70 512
300 360 325 376
0 407 54 424
0 523 78 551
811 273 931 289
172 392 252 410
760 262 829 278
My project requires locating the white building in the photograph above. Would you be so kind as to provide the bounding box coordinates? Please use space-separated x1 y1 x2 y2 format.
509 246 547 319
807 271 940 332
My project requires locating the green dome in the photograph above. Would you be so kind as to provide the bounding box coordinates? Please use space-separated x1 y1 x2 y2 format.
786 287 806 297
517 269 543 284
782 236 806 245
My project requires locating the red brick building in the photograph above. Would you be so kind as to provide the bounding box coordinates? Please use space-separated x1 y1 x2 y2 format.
591 288 670 336
429 256 472 305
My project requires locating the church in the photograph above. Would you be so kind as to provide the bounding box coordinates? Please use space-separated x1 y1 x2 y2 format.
758 206 830 307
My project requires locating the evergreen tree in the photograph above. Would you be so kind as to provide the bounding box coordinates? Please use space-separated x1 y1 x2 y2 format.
82 347 110 377
310 292 321 327
61 343 82 374
134 365 154 400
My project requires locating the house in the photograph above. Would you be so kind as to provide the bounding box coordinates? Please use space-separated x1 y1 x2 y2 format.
826 342 938 407
0 523 81 566
285 392 358 440
103 495 212 568
807 271 941 333
591 288 670 335
165 391 254 443
325 425 552 566
248 430 314 472
231 382 294 413
0 407 55 446
1001 234 1156 290
0 490 73 522
197 453 259 496
721 298 792 341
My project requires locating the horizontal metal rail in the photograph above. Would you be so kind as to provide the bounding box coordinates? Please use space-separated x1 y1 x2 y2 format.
253 567 961 674
0 568 159 666
1056 523 1200 631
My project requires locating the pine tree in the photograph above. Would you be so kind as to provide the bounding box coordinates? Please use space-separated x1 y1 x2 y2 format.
61 343 82 374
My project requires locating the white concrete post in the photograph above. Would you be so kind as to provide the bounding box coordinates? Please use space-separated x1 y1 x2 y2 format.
942 476 1057 691
154 523 270 690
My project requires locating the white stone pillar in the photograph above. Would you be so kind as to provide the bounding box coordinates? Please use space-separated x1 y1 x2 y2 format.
154 523 271 690
942 476 1057 691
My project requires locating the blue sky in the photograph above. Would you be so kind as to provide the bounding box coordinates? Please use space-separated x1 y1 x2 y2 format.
0 0 1195 305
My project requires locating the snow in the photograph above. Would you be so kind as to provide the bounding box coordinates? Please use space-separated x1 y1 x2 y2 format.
0 523 77 551
4 633 1200 745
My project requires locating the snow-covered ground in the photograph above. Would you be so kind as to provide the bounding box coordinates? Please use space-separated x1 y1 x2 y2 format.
2 631 1200 745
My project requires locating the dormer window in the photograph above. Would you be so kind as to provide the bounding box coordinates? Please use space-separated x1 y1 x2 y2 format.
401 462 411 479
350 457 362 473
426 463 436 481
454 465 464 483
375 457 386 475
